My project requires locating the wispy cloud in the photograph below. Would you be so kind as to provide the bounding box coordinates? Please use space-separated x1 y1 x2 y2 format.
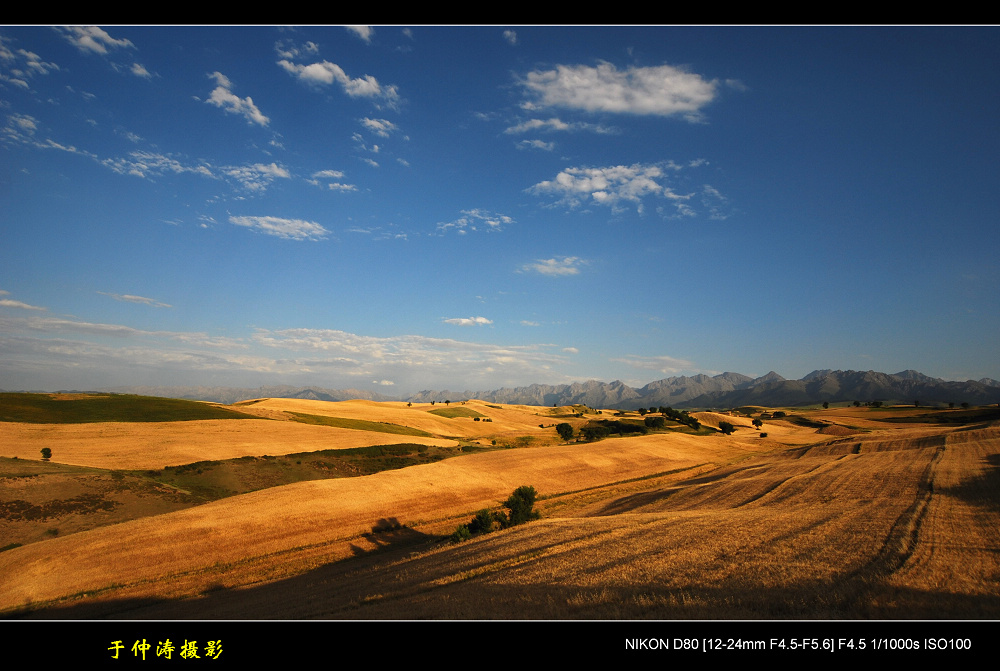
443 316 493 326
222 162 290 192
277 59 400 109
360 117 398 138
504 117 615 135
436 209 514 235
0 36 59 89
98 292 172 308
309 169 356 191
516 139 554 151
206 72 270 127
346 26 374 43
529 162 698 214
503 30 517 46
250 327 575 389
519 257 585 276
229 215 330 241
519 61 718 121
57 26 134 55
0 298 46 311
611 354 697 375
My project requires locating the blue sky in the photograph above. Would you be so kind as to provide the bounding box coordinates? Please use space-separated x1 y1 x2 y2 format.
2 25 998 393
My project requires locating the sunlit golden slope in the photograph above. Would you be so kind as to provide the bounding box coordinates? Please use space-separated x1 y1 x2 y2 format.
0 433 730 612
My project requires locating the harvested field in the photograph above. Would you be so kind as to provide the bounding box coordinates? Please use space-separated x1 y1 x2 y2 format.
0 420 457 470
2 399 997 620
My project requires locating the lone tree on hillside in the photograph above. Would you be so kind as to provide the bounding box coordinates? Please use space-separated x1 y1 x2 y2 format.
718 421 735 435
40 448 51 460
556 422 574 441
502 485 541 527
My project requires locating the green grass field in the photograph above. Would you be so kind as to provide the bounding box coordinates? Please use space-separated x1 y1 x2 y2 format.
0 393 257 424
427 407 485 419
286 411 435 437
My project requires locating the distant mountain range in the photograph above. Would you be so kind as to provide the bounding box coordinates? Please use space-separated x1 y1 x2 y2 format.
88 369 1000 410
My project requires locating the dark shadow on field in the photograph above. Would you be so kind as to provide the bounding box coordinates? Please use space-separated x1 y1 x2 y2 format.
12 546 1000 620
940 452 1000 514
5 515 441 621
348 517 427 556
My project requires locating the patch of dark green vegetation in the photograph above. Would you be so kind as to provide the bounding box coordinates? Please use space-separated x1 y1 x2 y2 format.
427 407 485 419
0 393 257 424
287 411 435 437
451 485 541 543
149 443 460 503
1 543 23 553
0 494 118 521
874 406 1000 425
785 414 829 429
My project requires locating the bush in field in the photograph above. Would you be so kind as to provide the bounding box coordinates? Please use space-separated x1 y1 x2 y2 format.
556 422 574 441
718 421 735 435
40 447 51 460
450 525 472 543
451 485 540 542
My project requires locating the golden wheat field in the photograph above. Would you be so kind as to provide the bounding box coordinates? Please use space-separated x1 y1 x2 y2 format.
1 396 998 620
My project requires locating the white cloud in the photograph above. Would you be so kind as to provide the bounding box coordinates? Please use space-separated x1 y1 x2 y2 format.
104 150 214 180
206 72 270 127
519 61 718 121
360 117 398 137
519 257 585 276
58 26 135 55
250 327 574 390
504 117 615 135
611 354 697 375
222 162 290 192
436 209 514 235
98 292 172 308
277 59 400 109
346 26 374 43
562 347 579 354
503 30 517 45
0 37 59 89
0 298 46 311
517 139 554 151
529 162 699 214
130 63 151 78
309 169 356 192
229 215 329 241
443 316 493 326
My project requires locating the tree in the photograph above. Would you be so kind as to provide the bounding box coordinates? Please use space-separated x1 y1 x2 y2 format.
40 447 51 460
451 486 541 542
822 401 829 409
752 418 763 429
556 422 574 441
718 421 735 435
502 485 540 527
